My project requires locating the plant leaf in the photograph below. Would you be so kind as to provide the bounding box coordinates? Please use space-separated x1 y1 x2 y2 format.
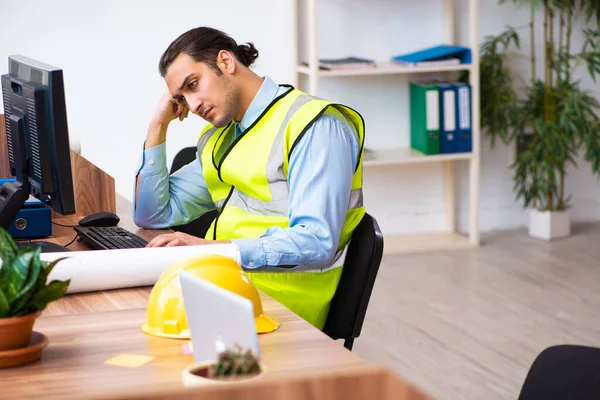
42 257 68 279
1 250 34 305
0 289 9 318
16 248 42 298
0 227 18 268
10 252 44 317
29 280 71 312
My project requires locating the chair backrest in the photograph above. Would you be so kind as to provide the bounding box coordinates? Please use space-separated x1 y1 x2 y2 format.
323 213 384 342
170 146 199 174
169 146 217 238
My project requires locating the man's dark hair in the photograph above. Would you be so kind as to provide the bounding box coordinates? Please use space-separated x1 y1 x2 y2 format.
159 27 259 77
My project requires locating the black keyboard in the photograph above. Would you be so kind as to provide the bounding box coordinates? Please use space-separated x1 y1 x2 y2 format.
74 226 148 250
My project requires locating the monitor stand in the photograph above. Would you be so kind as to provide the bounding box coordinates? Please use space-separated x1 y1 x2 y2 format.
14 241 69 253
0 181 29 231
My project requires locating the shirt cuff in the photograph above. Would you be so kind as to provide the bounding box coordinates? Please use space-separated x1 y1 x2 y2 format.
230 238 266 269
138 142 167 177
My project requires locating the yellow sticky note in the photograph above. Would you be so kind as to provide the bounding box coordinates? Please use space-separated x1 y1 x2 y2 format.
104 354 155 368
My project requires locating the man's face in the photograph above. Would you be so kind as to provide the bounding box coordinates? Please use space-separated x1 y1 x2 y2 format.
165 52 239 127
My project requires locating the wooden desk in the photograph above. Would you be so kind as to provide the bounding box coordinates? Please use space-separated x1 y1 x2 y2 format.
0 198 368 399
1 288 366 399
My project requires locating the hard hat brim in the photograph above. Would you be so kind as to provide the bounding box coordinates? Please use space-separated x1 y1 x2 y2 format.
255 313 280 334
141 323 190 339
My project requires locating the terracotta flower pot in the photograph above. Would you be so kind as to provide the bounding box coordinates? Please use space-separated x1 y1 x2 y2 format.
182 361 266 387
0 312 41 351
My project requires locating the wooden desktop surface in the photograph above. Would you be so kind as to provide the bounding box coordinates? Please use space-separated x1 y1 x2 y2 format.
0 292 365 399
1 197 367 399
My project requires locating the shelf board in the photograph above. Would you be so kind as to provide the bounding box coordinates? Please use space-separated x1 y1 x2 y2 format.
363 148 472 167
297 61 472 77
382 232 475 255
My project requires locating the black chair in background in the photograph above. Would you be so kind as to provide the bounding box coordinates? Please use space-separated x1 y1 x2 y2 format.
170 146 198 175
518 344 600 400
169 147 217 238
323 213 384 351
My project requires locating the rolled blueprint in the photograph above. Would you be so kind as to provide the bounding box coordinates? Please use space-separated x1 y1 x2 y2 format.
40 244 241 294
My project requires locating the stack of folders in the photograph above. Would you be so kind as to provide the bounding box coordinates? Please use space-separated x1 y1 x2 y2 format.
392 45 472 67
409 80 472 155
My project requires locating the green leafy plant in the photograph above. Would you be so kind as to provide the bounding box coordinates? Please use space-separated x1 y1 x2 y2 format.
209 344 261 379
480 0 600 211
0 227 70 318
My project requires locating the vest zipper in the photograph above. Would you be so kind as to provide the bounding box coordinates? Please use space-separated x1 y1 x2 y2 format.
212 186 235 240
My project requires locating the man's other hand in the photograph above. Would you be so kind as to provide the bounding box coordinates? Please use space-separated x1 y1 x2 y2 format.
146 232 230 247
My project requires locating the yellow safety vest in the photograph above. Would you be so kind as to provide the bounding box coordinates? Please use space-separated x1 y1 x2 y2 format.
196 85 366 329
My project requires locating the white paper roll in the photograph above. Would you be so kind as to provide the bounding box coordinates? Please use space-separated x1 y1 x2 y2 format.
40 244 241 294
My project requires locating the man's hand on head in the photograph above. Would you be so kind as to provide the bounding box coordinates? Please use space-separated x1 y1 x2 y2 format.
143 90 190 151
145 232 231 247
153 89 190 126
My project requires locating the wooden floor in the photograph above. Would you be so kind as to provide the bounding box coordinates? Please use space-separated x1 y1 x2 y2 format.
353 223 600 399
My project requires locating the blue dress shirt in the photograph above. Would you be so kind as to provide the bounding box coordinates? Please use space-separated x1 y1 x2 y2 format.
134 77 360 270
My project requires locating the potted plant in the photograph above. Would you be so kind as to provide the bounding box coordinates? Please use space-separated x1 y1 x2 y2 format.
479 0 600 240
0 227 70 353
182 343 265 387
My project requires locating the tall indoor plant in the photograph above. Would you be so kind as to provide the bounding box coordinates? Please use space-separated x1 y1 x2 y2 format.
480 0 600 239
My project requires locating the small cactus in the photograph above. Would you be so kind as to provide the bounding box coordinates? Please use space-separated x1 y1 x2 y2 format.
209 343 261 378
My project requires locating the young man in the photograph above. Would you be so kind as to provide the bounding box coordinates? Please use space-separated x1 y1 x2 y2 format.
134 27 366 329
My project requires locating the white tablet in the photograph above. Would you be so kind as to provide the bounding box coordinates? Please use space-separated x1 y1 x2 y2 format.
179 270 260 364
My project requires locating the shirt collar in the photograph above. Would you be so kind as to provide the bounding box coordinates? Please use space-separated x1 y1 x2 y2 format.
236 76 280 133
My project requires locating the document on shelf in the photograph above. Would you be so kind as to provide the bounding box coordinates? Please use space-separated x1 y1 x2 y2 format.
416 58 461 67
393 58 461 67
40 244 241 294
303 56 376 70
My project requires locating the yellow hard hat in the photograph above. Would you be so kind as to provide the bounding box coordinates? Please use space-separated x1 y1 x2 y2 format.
141 254 280 339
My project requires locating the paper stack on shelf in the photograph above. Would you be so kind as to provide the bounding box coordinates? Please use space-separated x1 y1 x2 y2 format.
409 58 461 67
304 56 376 70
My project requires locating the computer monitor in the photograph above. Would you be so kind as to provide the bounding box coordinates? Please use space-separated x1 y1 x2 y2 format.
0 55 75 231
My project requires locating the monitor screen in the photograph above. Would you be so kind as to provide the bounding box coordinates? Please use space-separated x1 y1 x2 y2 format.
0 55 75 230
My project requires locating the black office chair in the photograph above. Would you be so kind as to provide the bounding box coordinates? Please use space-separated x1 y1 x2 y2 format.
518 345 600 400
169 147 217 238
323 213 384 351
170 146 198 174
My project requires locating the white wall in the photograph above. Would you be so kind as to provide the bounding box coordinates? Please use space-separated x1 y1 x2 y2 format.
1 0 599 236
0 0 295 200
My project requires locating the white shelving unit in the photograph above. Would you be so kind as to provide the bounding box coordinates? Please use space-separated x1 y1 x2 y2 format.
292 0 481 254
